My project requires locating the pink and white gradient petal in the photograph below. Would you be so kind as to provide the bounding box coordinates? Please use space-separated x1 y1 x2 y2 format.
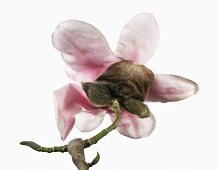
146 74 199 103
52 20 120 82
115 13 160 65
53 83 103 140
109 110 156 139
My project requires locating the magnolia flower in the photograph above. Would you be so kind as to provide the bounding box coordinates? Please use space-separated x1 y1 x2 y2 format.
52 13 198 140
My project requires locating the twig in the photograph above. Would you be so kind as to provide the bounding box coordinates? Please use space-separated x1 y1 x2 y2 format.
20 100 122 170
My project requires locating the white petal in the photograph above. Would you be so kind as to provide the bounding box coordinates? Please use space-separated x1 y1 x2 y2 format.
109 110 156 138
146 74 199 102
75 110 106 132
115 13 160 64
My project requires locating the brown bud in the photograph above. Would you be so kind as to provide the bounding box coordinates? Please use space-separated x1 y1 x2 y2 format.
96 60 154 101
82 60 154 118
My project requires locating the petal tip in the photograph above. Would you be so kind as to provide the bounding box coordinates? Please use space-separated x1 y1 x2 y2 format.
61 136 65 141
194 82 199 94
136 12 155 18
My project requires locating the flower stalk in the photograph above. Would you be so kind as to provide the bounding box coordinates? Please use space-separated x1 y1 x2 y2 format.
84 100 122 147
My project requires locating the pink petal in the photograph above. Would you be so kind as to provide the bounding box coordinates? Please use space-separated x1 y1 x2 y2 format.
109 110 156 139
52 20 120 82
53 83 103 140
115 13 160 64
146 74 199 102
75 110 106 132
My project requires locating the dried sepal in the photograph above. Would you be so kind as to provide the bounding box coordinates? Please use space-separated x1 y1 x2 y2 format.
119 98 151 118
82 82 114 107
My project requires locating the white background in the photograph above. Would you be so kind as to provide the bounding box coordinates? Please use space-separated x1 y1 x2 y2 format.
0 0 216 170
